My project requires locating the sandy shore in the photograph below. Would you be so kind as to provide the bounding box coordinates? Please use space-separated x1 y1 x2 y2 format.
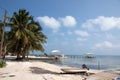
0 61 85 80
0 59 120 80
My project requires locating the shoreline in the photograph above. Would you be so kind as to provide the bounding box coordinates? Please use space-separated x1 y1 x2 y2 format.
0 56 120 80
4 55 120 70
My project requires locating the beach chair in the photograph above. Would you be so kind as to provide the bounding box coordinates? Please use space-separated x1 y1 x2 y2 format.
61 68 88 75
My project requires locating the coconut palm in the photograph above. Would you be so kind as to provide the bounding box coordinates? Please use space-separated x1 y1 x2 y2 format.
8 9 47 59
0 20 2 41
0 20 8 58
0 21 2 57
0 22 10 58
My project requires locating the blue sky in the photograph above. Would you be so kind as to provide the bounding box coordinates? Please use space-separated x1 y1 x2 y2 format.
1 0 120 55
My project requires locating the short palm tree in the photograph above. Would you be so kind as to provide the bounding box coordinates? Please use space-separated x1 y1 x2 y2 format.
8 9 47 59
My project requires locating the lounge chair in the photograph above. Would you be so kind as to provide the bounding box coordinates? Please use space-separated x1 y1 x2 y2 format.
61 68 88 75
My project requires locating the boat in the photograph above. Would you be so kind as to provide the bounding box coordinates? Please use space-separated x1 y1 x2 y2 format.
61 68 88 74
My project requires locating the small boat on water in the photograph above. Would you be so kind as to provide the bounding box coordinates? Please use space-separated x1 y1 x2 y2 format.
83 53 95 58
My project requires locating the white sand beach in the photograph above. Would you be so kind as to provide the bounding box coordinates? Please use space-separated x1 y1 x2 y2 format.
0 58 120 80
0 61 84 80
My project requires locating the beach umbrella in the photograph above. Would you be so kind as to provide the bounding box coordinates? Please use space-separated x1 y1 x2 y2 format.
51 50 64 58
51 50 61 53
51 50 61 55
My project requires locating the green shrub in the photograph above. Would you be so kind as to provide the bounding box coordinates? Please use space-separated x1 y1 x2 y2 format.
0 61 6 68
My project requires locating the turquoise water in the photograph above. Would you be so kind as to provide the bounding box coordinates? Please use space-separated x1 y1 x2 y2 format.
49 55 120 70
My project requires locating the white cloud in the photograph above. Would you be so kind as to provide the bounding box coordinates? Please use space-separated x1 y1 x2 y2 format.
92 41 120 54
74 30 90 37
36 16 77 32
59 32 65 36
60 16 77 27
76 37 87 42
82 16 120 31
105 33 115 40
96 41 113 48
93 41 113 49
36 16 61 30
67 31 73 35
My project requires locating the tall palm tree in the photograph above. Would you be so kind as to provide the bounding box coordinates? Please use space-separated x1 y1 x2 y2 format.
0 10 7 59
0 20 10 58
0 20 2 40
0 20 3 57
8 9 47 59
0 20 8 58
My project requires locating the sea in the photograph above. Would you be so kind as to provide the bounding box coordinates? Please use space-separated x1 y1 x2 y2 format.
45 55 120 70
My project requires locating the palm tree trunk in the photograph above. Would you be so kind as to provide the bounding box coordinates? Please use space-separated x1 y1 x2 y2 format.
0 44 2 58
16 41 21 59
17 53 20 59
22 53 26 59
22 47 27 59
2 46 6 59
0 10 7 58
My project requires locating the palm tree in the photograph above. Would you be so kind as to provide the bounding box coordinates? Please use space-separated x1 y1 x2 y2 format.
0 20 2 40
0 20 3 57
0 10 7 58
8 9 47 59
0 20 8 58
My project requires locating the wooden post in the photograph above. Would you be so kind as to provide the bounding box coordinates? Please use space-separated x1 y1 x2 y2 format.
98 61 100 70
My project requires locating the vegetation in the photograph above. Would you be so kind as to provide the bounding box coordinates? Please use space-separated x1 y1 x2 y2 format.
0 9 47 60
0 20 10 58
0 61 6 68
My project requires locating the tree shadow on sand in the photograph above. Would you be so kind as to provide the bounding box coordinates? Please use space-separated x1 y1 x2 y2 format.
29 67 59 74
29 67 94 76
